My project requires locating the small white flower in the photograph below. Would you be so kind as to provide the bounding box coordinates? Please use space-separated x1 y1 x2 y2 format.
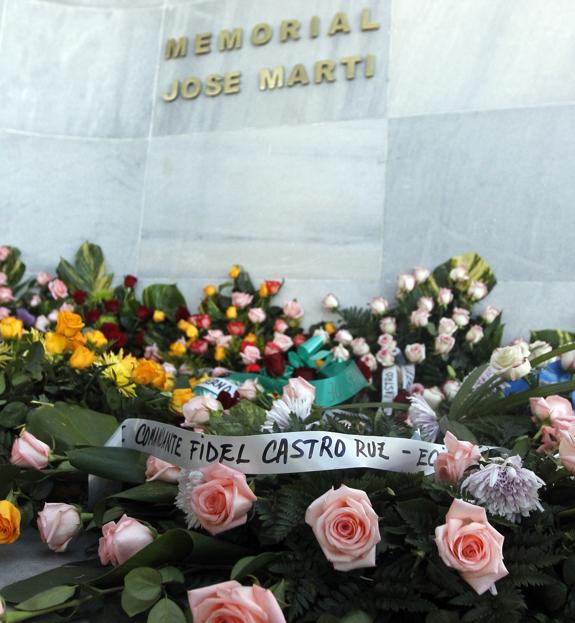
331 344 350 362
321 293 339 311
176 470 204 529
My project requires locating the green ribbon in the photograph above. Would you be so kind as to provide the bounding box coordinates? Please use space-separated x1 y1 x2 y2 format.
228 335 368 407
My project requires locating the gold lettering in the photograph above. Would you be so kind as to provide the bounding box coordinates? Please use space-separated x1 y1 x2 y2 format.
205 74 223 97
195 32 212 55
365 54 376 78
360 8 380 31
314 60 336 84
251 23 273 46
259 66 285 91
224 71 242 94
162 79 180 102
280 19 301 42
310 16 320 39
287 64 310 87
181 77 201 99
219 28 243 51
328 12 351 36
340 55 363 80
165 37 188 59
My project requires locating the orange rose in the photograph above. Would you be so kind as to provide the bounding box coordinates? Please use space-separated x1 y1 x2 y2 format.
56 311 84 338
0 500 21 544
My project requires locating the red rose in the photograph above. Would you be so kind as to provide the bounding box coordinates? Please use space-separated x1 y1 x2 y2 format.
190 314 211 329
175 306 191 322
135 330 145 347
265 280 282 295
293 334 307 347
265 342 282 357
357 360 373 382
189 339 209 355
264 352 286 377
73 290 87 305
105 299 120 313
217 390 240 410
124 275 138 288
227 321 246 336
136 306 151 321
245 363 261 373
101 322 127 350
292 367 316 381
85 308 101 325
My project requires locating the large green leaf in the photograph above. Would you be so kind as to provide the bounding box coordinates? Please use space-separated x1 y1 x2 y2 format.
27 403 118 453
16 585 76 611
57 241 113 293
142 284 186 318
109 481 177 504
530 329 575 349
230 552 280 581
1 246 26 288
68 447 148 483
148 598 186 623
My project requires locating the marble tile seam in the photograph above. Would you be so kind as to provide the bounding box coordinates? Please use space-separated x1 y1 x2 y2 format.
0 127 151 143
0 0 8 62
27 0 164 12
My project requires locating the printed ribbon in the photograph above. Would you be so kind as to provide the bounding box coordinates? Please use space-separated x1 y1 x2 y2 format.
503 360 574 399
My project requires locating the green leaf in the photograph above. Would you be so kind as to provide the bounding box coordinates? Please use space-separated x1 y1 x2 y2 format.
148 598 186 623
27 403 118 453
563 555 575 587
16 585 77 611
340 611 374 623
110 481 177 504
57 241 113 293
438 416 477 443
426 611 460 623
0 401 29 428
124 568 162 601
142 284 186 318
68 447 147 483
159 566 185 585
530 329 575 349
121 588 158 618
448 364 489 419
231 552 279 581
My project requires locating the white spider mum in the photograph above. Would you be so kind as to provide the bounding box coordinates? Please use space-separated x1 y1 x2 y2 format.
261 396 313 432
175 469 203 529
407 395 440 442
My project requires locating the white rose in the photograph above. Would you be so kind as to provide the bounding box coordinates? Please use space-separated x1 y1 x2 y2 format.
37 503 82 552
313 328 330 344
438 318 457 336
423 386 445 410
377 333 397 350
379 317 396 335
369 296 389 315
467 280 488 301
435 334 455 356
413 267 430 283
529 340 552 360
332 344 350 362
321 293 339 312
405 343 426 364
360 353 378 371
376 348 395 367
417 296 434 313
351 337 370 357
452 307 470 328
449 266 469 282
442 380 461 401
490 344 531 380
481 305 501 324
465 325 484 345
437 288 454 306
334 329 353 346
397 273 416 293
410 308 429 328
35 315 50 332
561 349 575 372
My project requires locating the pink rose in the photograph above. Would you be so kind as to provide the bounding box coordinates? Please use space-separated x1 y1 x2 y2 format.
376 348 395 367
283 300 304 319
145 456 181 483
452 307 470 328
434 432 481 483
438 318 457 336
231 291 253 309
240 344 261 365
531 395 575 451
189 463 257 535
0 272 7 286
37 503 81 552
0 307 10 320
361 353 377 371
437 288 454 306
397 273 415 293
248 307 266 323
182 395 221 429
212 366 231 377
335 329 353 345
482 305 501 324
321 293 339 311
10 432 50 470
36 272 54 286
418 296 434 313
332 344 350 362
414 267 430 283
305 485 381 571
274 318 288 333
237 379 260 400
48 279 68 300
273 332 293 352
466 325 484 345
98 514 154 566
0 287 14 303
410 308 429 328
435 334 455 355
369 296 389 315
468 280 488 301
561 349 575 372
405 343 426 364
379 317 396 334
449 266 469 282
377 333 397 350
559 428 575 474
0 247 10 261
435 499 508 595
188 581 286 623
351 337 370 356
283 376 316 404
205 329 224 345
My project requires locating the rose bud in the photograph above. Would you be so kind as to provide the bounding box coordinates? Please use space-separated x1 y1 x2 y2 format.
332 344 350 362
452 307 470 327
72 290 87 305
379 316 396 334
437 288 454 306
305 485 381 572
98 514 155 566
273 332 293 352
377 333 397 350
376 348 395 367
361 353 377 371
37 503 82 552
182 395 222 429
274 318 289 333
145 456 181 484
435 334 455 356
227 321 246 336
36 271 53 286
248 307 266 323
561 349 575 372
334 329 353 345
231 291 254 309
413 267 431 283
438 317 457 335
237 379 260 400
48 279 68 300
397 273 416 293
490 343 531 380
321 293 339 311
265 280 282 295
282 300 304 319
434 432 481 483
442 379 461 401
481 305 501 324
188 581 286 623
124 275 138 288
423 386 445 410
293 333 307 347
10 432 50 470
410 308 429 328
283 377 316 403
351 337 370 357
468 280 488 301
466 325 484 345
529 340 552 361
417 296 434 313
369 296 389 315
240 344 261 365
405 343 426 364
449 266 469 282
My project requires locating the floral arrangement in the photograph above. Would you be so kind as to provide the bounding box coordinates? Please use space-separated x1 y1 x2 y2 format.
0 247 574 622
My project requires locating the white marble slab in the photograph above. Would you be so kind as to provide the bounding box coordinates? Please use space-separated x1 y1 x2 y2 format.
389 0 575 118
0 0 163 138
153 0 389 134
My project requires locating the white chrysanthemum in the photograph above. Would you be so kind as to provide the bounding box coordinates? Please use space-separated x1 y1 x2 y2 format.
261 396 313 432
407 395 440 442
175 470 203 529
462 456 545 522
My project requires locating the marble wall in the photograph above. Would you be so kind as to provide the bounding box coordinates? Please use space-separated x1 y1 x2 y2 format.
1 0 574 338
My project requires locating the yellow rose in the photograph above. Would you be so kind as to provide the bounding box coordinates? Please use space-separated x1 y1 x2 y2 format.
153 310 166 323
67 332 87 352
229 265 241 279
244 332 257 344
0 317 23 340
56 311 84 338
324 322 336 335
185 325 199 340
259 283 269 298
203 285 217 297
44 332 67 355
0 500 21 544
171 388 193 412
177 319 191 332
214 345 226 362
132 359 166 389
170 341 187 358
189 374 209 389
85 330 108 348
226 306 237 320
69 345 96 369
